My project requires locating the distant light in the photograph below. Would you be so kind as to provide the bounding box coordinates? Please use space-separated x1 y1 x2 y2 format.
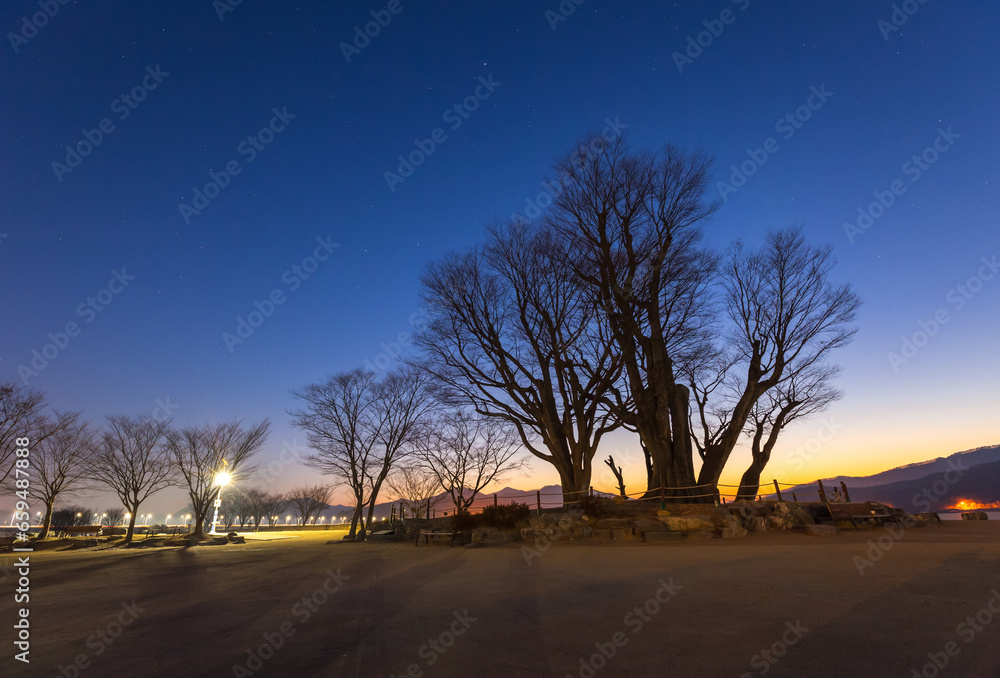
215 471 232 487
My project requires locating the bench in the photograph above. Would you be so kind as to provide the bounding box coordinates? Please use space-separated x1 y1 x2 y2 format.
825 502 901 531
415 530 461 547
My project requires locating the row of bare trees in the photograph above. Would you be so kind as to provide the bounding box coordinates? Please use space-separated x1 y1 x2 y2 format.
1 380 272 543
289 369 528 540
414 135 860 502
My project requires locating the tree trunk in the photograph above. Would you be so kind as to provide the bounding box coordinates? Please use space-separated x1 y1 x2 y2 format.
736 459 766 501
193 514 205 537
124 512 137 544
556 463 592 506
38 501 55 540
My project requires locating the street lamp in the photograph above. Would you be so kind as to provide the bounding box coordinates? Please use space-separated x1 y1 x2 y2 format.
166 514 171 526
209 462 231 535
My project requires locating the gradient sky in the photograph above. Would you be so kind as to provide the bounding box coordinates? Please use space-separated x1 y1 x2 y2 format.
3 1 998 515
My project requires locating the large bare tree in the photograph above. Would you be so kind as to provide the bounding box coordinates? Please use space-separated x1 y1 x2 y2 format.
545 137 859 498
689 228 860 490
290 367 432 540
27 413 97 539
415 409 527 514
734 364 842 500
545 137 720 498
164 419 269 536
417 221 623 503
90 415 173 543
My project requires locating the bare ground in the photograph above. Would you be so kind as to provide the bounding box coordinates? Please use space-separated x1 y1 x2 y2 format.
4 522 1000 678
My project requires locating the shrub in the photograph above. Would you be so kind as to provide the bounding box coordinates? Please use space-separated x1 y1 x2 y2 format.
451 509 481 532
480 502 531 529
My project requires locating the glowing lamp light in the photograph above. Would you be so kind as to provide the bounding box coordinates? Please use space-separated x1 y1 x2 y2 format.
215 471 232 487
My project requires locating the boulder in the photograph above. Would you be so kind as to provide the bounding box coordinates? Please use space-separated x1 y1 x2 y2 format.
745 516 768 533
571 525 593 539
767 515 792 530
633 519 667 533
609 527 633 540
594 518 634 530
804 524 838 536
529 514 556 529
557 513 581 531
657 515 714 532
721 526 748 539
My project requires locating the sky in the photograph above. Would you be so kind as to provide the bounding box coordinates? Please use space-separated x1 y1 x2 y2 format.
2 0 998 517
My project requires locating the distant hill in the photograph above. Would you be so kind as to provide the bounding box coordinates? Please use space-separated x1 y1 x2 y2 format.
820 444 1000 488
842 456 1000 512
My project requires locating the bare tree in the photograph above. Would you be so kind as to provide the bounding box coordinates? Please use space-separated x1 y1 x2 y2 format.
545 137 859 498
27 413 96 538
416 409 528 514
90 415 173 543
386 464 441 519
290 367 432 540
164 419 269 536
689 228 860 489
104 507 125 527
417 220 623 504
286 484 333 524
545 137 720 498
735 364 842 500
604 455 627 498
0 381 72 484
239 488 284 529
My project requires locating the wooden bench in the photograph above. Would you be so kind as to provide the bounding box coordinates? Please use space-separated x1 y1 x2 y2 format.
825 502 901 531
415 530 461 547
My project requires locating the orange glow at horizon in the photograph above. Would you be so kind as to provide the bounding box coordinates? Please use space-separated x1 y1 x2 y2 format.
947 499 1000 511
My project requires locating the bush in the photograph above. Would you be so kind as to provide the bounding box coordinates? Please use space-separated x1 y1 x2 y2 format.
451 510 481 532
480 502 531 529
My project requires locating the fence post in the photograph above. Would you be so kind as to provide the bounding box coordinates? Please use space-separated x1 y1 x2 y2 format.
792 492 798 502
536 490 542 514
659 487 666 511
840 482 851 502
713 484 720 506
773 480 783 502
494 493 498 508
817 479 828 503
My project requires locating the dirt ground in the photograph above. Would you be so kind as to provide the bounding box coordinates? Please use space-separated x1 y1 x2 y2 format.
3 521 1000 678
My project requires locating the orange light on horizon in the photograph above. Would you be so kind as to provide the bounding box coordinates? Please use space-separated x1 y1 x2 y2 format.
948 499 1000 511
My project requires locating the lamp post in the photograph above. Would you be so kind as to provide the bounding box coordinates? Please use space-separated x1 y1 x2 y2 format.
209 461 231 535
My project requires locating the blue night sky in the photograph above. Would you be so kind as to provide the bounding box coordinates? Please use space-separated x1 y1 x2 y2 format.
3 1 998 512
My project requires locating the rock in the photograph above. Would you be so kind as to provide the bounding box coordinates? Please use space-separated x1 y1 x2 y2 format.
804 524 838 536
721 526 748 539
656 510 671 517
657 515 714 532
594 518 634 530
227 531 239 538
609 527 633 541
228 536 246 544
520 527 554 541
571 525 593 539
590 528 613 540
683 531 715 540
557 513 580 531
205 537 229 545
767 515 791 530
745 516 768 533
529 514 556 529
633 519 667 533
